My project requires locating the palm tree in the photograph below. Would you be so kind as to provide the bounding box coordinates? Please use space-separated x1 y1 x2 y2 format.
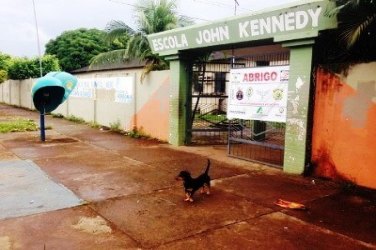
331 0 376 49
91 0 193 78
315 0 376 65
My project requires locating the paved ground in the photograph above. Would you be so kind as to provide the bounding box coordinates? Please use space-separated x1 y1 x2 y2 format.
0 104 375 250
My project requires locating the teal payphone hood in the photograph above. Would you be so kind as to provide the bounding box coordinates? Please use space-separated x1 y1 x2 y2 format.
31 71 77 113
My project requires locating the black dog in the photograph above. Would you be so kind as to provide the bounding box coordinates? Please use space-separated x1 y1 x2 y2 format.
176 159 211 202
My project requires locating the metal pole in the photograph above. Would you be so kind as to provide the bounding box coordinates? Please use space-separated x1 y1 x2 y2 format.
32 0 46 141
40 107 46 141
32 0 43 77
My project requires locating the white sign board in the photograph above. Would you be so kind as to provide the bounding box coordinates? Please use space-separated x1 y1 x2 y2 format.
227 66 289 122
71 78 95 98
71 76 134 103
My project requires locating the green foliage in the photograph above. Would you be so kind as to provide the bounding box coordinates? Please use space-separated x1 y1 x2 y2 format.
7 58 35 80
7 55 60 80
199 113 226 123
65 115 86 124
127 128 149 139
109 120 122 133
51 113 64 118
0 70 7 83
41 55 61 73
330 0 376 49
89 121 101 129
91 0 193 77
45 28 113 72
0 52 12 83
0 53 12 70
317 0 376 65
0 118 38 133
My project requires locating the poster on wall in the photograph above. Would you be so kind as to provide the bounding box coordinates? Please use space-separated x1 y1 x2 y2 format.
70 76 134 103
113 76 134 103
227 65 289 122
70 78 95 98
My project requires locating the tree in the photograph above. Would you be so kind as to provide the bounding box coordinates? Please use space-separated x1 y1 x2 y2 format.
7 55 60 80
45 28 113 72
0 52 12 83
91 0 193 77
332 0 376 49
315 0 376 65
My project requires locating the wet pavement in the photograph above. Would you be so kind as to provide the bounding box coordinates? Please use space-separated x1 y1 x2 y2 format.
0 104 375 249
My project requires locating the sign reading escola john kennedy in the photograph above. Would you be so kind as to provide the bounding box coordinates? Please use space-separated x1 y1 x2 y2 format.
147 1 337 55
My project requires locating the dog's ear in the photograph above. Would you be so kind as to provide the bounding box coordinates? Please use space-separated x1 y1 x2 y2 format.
176 171 186 180
178 170 191 178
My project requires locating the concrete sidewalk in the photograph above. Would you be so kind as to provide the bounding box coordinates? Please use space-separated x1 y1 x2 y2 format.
0 104 375 249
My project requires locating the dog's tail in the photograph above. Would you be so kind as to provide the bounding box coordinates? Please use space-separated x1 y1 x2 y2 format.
204 159 211 175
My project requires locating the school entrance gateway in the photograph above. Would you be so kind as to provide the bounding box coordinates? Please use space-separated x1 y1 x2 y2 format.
147 0 338 173
186 48 290 167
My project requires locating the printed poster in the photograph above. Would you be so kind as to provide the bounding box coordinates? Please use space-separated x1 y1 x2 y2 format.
227 65 289 122
71 76 134 103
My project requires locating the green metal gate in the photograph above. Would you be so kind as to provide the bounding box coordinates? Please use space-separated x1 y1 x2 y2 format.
187 51 289 167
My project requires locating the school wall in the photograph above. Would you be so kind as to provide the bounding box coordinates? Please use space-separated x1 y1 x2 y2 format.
312 62 376 189
0 69 170 142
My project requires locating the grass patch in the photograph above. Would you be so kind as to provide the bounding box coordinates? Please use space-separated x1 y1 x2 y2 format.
199 113 227 123
89 121 101 129
109 120 122 133
126 128 150 139
52 113 64 119
66 115 86 124
0 118 38 133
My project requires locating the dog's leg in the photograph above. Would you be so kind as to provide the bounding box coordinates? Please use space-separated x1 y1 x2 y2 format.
184 192 190 201
184 192 194 202
205 183 211 195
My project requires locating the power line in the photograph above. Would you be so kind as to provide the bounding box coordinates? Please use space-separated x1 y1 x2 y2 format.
108 0 138 8
193 0 251 12
108 0 210 22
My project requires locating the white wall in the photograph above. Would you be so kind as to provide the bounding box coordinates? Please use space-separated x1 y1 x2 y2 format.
0 68 171 141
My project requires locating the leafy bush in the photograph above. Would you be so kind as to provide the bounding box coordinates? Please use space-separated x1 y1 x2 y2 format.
0 70 7 83
0 52 12 83
7 55 60 80
7 57 35 80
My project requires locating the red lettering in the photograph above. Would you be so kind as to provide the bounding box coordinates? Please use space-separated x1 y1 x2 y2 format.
271 71 277 81
241 71 279 82
243 73 248 82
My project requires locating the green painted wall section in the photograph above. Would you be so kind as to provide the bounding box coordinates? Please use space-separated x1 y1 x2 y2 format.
168 57 189 146
283 43 314 174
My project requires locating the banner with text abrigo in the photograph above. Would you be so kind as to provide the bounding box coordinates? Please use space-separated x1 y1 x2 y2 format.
227 65 289 122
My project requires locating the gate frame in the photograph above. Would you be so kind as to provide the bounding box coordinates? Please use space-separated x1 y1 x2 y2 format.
148 1 338 175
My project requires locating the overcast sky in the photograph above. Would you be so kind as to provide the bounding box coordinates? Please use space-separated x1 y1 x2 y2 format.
0 0 299 57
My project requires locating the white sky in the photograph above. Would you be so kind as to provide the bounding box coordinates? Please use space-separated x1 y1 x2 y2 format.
0 0 298 57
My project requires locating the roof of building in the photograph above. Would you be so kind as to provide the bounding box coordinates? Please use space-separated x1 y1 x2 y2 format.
72 59 145 73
